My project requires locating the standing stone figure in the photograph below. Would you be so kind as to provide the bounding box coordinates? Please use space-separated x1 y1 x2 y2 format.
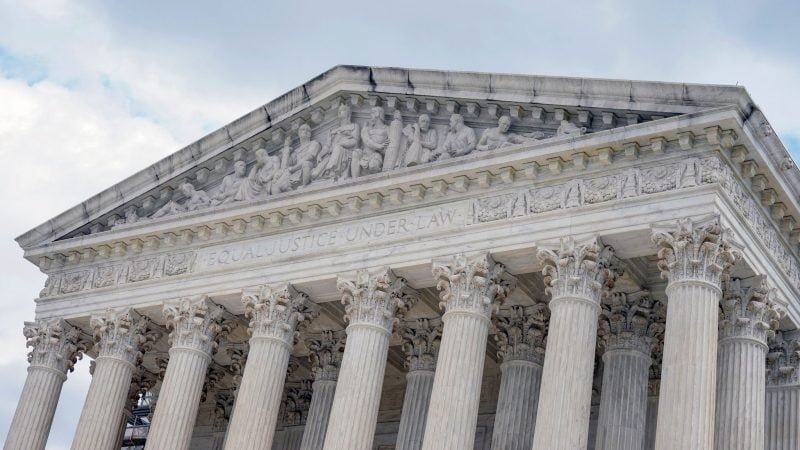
383 110 405 171
235 148 281 201
477 115 543 151
432 114 476 160
353 106 388 177
402 113 438 167
318 103 360 181
210 160 247 206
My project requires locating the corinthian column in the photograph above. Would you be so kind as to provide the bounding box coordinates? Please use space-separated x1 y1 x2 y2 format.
532 237 619 450
323 268 418 450
224 284 317 450
595 292 664 450
4 319 85 450
765 331 800 450
651 217 740 450
300 331 345 450
145 297 232 450
715 277 781 450
396 318 442 450
490 304 548 450
421 253 516 450
71 308 158 450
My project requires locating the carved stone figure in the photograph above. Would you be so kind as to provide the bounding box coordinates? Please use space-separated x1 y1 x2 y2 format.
353 106 388 178
618 168 640 199
235 148 281 201
432 114 476 160
291 124 322 186
383 110 405 171
677 158 699 188
556 119 587 137
402 113 438 167
317 103 360 181
210 160 247 206
477 115 542 151
151 182 209 218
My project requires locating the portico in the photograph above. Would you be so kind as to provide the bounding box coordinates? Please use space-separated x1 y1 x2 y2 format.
6 65 800 450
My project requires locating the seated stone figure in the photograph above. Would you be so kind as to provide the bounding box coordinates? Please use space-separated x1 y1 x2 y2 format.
317 103 360 181
290 123 322 186
210 160 247 206
353 106 388 178
235 148 281 201
402 113 438 167
477 115 544 151
431 114 476 161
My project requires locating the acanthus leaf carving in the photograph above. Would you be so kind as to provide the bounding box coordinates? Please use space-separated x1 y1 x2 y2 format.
337 268 418 332
305 330 345 382
398 318 442 372
493 303 549 365
162 296 233 355
90 307 160 365
719 276 783 343
651 216 741 287
767 331 800 386
537 237 619 304
432 253 516 318
597 291 665 355
242 283 318 346
23 318 88 374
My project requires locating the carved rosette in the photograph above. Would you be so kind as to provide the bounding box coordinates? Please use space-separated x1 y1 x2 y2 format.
337 268 418 332
399 318 442 372
242 283 318 346
23 318 87 374
537 237 619 305
305 330 345 381
719 276 782 344
652 216 741 288
162 296 232 355
493 304 549 365
766 331 800 387
598 291 665 356
432 253 517 319
90 308 159 366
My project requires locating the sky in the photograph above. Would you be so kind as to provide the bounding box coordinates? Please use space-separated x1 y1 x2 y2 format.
0 0 798 448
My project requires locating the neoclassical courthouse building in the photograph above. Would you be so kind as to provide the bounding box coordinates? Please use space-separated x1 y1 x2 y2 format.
5 66 800 450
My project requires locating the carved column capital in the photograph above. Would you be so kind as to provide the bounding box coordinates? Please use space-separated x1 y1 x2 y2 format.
337 267 418 332
432 253 516 318
767 331 800 386
23 318 87 374
399 317 442 372
598 291 665 356
281 381 313 427
719 276 783 344
242 283 318 346
127 368 158 411
226 343 249 391
652 216 741 288
493 304 549 365
212 389 235 432
90 308 160 366
537 236 619 305
162 296 233 356
305 330 345 381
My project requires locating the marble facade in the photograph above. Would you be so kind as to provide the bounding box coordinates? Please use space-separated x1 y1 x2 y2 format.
6 65 800 450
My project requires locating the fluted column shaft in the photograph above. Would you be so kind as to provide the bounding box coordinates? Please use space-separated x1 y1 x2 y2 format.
765 385 800 450
644 392 659 450
531 296 600 450
714 338 766 450
654 281 720 450
323 324 392 450
224 338 292 449
491 360 543 450
145 347 211 449
595 348 651 450
3 367 66 450
71 357 134 449
397 369 435 450
422 312 490 450
300 379 337 450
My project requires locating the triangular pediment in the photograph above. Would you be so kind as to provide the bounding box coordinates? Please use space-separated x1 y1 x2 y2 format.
15 65 779 253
